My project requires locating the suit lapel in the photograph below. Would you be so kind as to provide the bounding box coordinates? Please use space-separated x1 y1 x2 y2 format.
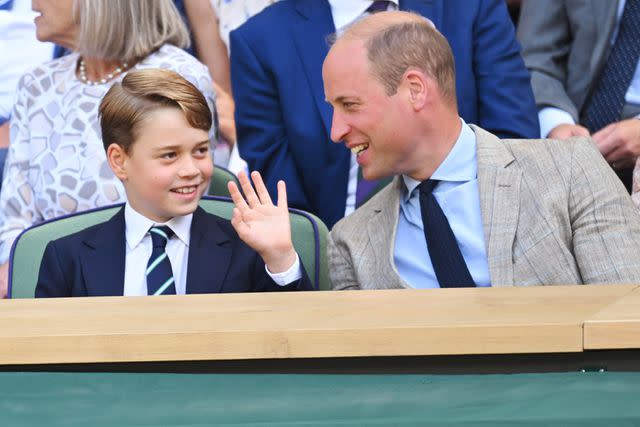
185 207 232 294
366 178 411 289
590 0 620 73
293 0 335 139
400 0 441 29
82 208 126 296
473 126 521 287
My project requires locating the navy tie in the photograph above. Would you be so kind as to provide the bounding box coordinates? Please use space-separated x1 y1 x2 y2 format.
367 1 390 13
146 226 176 296
419 180 475 288
581 0 640 133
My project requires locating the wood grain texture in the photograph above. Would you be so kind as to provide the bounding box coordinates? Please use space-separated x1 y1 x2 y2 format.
0 285 635 365
584 286 640 349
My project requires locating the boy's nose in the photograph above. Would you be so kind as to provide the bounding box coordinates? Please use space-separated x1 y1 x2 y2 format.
178 158 200 177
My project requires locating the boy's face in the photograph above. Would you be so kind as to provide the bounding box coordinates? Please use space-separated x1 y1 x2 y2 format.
109 107 212 223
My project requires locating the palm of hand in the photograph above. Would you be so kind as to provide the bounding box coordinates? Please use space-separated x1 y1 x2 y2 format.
228 171 296 270
237 203 291 254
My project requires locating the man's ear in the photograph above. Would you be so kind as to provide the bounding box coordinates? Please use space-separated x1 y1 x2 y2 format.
403 69 428 110
106 143 128 181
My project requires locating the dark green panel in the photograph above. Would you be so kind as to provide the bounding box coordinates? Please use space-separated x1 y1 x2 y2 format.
1 372 639 426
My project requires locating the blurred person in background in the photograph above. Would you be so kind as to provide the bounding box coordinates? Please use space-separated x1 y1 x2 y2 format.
0 0 54 191
518 0 640 194
0 0 220 297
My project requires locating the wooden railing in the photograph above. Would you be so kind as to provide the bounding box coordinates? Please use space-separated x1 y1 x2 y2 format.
0 285 638 365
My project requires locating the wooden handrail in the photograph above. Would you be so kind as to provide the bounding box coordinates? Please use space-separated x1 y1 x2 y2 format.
0 285 636 365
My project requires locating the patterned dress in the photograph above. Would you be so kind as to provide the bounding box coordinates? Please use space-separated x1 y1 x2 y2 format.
0 44 218 262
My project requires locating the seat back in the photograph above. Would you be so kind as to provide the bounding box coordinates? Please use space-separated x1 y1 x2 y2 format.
208 166 239 198
8 197 329 298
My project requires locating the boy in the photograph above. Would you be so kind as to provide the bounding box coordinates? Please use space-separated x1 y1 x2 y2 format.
35 68 312 297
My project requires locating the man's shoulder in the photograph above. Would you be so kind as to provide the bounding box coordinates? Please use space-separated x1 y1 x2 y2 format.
502 135 598 167
43 207 123 256
331 181 398 237
233 1 298 35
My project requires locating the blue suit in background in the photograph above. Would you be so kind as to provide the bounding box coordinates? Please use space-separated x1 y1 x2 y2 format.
230 0 539 228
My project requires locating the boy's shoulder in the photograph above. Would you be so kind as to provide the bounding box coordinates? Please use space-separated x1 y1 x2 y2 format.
46 206 126 253
191 206 239 242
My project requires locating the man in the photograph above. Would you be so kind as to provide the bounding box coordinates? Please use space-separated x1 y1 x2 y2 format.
231 0 539 228
517 0 640 192
324 11 640 290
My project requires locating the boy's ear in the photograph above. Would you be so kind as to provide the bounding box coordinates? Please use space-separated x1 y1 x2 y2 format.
106 143 128 181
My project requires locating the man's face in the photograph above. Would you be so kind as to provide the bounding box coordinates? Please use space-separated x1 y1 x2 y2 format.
323 39 413 180
113 107 213 223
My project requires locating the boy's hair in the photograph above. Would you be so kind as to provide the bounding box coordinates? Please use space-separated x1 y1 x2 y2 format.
99 68 212 153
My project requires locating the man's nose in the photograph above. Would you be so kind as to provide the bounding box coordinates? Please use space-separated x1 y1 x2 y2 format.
330 113 350 143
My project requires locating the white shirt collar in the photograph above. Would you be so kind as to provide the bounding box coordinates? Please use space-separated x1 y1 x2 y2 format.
124 203 193 250
328 0 399 33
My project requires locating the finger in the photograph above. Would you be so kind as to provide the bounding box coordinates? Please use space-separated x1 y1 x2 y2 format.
230 207 250 236
238 170 260 208
592 123 615 143
572 125 590 137
276 180 288 210
227 181 249 213
595 132 621 157
251 171 273 206
605 146 636 166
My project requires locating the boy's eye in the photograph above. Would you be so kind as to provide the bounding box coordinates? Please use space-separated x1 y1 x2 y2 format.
195 146 209 156
161 152 176 159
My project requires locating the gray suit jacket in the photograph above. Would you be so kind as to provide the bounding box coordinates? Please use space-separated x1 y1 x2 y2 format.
328 126 640 289
517 0 619 121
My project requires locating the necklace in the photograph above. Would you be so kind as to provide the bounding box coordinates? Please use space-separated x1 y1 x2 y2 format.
78 58 129 86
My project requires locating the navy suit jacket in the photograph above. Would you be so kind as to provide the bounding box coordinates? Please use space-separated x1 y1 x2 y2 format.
231 0 539 228
35 207 313 297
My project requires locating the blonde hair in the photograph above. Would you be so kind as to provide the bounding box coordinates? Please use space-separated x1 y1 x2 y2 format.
99 69 211 153
75 0 190 62
340 11 456 103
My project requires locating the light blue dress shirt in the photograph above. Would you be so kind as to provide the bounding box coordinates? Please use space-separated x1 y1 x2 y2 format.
394 121 491 288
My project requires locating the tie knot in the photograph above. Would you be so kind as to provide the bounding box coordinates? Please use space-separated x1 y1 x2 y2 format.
367 1 390 13
149 226 174 249
418 179 439 196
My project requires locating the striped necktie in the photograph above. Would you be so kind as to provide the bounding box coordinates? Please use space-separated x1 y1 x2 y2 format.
146 226 176 296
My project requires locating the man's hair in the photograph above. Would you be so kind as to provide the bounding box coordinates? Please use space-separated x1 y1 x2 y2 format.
341 12 457 103
74 0 189 62
99 68 212 153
